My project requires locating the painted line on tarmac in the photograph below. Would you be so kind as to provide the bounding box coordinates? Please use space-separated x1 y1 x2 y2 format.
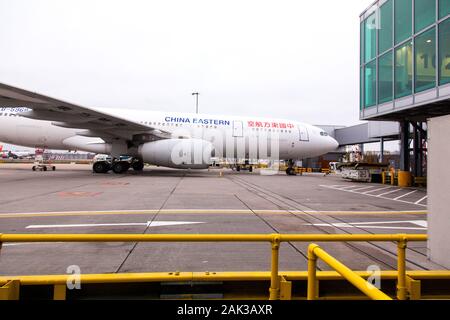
377 189 405 197
362 186 394 194
305 220 428 231
415 195 428 205
301 210 427 215
0 209 253 218
351 186 378 192
25 221 204 229
2 242 65 247
0 209 427 219
394 190 418 200
320 185 427 207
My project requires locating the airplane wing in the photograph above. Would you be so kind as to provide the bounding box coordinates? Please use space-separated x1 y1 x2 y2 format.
0 82 171 142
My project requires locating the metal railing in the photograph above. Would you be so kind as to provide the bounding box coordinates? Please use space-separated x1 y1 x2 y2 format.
0 233 427 300
307 244 392 300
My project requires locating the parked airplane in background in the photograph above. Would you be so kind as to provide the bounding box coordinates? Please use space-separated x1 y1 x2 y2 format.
0 82 338 174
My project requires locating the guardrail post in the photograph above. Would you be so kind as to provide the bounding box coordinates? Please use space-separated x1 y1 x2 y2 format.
279 276 292 300
307 244 319 300
405 276 421 300
269 235 281 300
397 236 408 300
0 280 20 300
53 284 66 300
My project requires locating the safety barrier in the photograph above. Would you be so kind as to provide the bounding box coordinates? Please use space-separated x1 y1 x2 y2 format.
307 244 391 300
0 233 430 300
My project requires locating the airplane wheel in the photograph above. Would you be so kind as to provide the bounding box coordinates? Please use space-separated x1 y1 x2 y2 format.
286 168 296 176
112 161 129 174
132 160 144 171
93 161 109 174
52 166 56 171
32 166 36 171
236 165 241 172
43 166 47 171
249 166 253 173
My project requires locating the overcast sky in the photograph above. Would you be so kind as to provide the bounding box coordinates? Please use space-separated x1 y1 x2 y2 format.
0 0 375 126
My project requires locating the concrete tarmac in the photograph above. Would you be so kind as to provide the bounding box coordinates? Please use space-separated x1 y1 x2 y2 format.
0 163 443 276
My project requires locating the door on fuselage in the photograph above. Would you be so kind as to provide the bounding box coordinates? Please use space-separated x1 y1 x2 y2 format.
298 125 309 141
232 121 243 137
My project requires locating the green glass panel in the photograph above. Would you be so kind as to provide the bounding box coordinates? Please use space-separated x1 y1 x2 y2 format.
360 21 364 65
395 0 412 44
415 28 436 92
360 67 364 109
365 13 377 62
379 0 393 54
440 0 450 19
439 18 450 85
365 61 377 107
415 0 436 32
378 51 393 104
395 42 413 98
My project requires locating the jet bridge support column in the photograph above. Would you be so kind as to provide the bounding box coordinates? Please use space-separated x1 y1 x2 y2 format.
398 121 412 187
428 114 450 268
380 137 384 163
399 121 410 172
411 122 427 178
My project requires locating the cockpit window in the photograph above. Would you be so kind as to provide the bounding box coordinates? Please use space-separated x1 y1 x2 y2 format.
320 131 329 136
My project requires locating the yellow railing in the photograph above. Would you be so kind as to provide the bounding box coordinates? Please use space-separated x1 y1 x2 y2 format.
0 233 427 300
307 244 392 300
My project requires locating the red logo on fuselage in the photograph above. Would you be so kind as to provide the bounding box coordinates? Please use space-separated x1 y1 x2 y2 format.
247 121 295 129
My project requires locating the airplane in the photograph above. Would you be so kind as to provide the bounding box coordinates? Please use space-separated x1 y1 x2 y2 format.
0 82 339 175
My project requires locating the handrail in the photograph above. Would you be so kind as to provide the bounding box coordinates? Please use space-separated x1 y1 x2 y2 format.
0 233 428 300
307 244 392 300
0 233 427 242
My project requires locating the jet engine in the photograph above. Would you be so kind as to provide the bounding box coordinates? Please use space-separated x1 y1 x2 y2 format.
62 136 111 154
138 138 214 169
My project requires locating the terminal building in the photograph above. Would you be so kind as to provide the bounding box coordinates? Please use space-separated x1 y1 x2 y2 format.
360 0 450 267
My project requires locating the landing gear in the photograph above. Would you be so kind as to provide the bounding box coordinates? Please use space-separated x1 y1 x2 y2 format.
285 159 296 176
93 161 111 174
112 161 130 174
93 156 142 174
32 165 56 172
132 158 144 171
286 167 297 175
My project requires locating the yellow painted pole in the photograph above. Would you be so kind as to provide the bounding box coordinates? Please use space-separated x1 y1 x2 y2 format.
2 271 450 287
307 244 319 300
269 235 280 300
397 237 408 300
281 234 427 242
0 233 427 243
0 234 273 243
309 244 392 300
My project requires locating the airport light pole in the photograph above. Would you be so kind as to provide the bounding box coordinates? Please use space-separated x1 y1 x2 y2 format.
192 92 199 114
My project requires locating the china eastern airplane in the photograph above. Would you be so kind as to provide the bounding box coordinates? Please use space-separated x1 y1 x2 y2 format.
0 82 338 175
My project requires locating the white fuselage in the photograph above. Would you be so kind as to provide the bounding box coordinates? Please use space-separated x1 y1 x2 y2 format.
0 107 338 162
